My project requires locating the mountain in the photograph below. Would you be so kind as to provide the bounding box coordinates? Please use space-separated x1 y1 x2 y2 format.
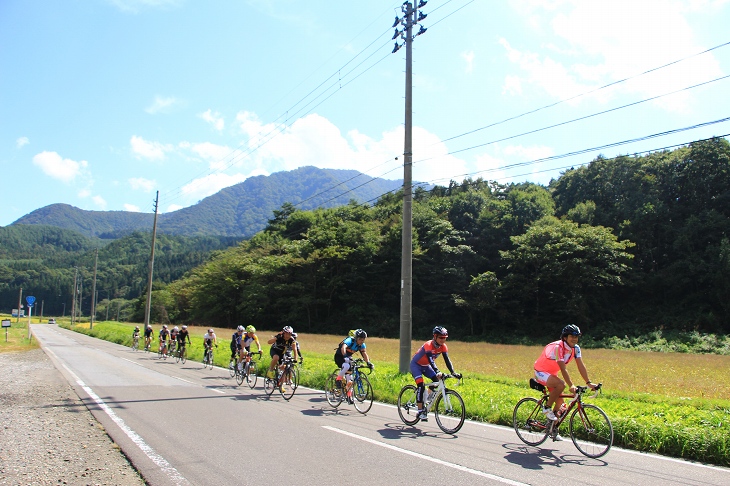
11 167 404 238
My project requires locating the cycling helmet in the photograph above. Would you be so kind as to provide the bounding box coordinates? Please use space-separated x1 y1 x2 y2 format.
354 329 367 339
173 326 178 331
246 325 256 333
147 325 152 329
208 328 214 333
163 325 168 329
182 325 187 329
561 324 582 337
134 326 139 330
282 326 294 333
237 325 244 332
433 326 448 337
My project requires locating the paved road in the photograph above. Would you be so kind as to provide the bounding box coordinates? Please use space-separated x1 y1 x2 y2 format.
32 324 729 486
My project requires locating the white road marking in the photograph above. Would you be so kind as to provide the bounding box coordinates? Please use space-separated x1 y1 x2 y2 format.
45 348 190 486
323 425 529 485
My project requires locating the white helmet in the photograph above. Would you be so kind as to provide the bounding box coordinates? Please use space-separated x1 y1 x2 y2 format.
173 326 179 331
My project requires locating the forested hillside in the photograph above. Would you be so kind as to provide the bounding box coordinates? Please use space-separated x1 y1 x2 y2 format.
167 138 730 341
0 225 240 318
12 166 403 238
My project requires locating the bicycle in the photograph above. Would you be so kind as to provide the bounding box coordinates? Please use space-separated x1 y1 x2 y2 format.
168 339 177 358
158 341 169 359
264 355 299 400
236 350 262 388
175 343 188 364
202 344 216 369
144 337 153 353
324 358 374 414
397 374 465 434
513 379 613 458
131 335 140 351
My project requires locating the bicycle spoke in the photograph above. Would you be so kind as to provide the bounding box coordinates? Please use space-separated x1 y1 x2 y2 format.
569 404 613 458
353 374 373 414
325 372 343 408
513 397 549 446
397 385 420 426
246 361 258 389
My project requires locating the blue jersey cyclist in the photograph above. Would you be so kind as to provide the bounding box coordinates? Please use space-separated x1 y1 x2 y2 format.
409 326 461 421
334 329 373 397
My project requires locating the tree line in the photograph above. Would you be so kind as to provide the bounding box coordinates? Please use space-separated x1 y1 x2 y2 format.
165 138 730 341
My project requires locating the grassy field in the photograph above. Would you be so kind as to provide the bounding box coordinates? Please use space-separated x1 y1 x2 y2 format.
0 314 40 352
33 321 730 466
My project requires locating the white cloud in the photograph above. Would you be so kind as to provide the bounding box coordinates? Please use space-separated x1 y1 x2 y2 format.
16 137 29 149
130 135 172 160
124 203 141 212
92 195 107 209
166 204 183 213
145 95 182 114
187 142 235 170
503 0 726 111
128 177 156 192
180 172 250 201
461 51 475 74
78 189 91 198
32 151 88 183
503 144 554 160
199 109 225 131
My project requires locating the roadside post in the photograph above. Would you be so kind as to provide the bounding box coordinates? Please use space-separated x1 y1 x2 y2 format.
2 319 10 342
26 296 35 340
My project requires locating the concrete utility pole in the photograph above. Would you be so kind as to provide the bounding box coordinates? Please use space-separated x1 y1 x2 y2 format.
90 248 98 329
71 267 78 326
16 287 22 323
392 1 428 373
144 191 159 328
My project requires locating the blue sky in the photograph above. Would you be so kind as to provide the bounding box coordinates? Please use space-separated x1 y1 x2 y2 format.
2 0 729 227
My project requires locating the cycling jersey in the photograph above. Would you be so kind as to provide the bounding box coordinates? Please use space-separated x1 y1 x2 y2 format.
231 332 242 349
170 330 179 341
144 328 153 338
270 333 294 351
242 333 259 351
159 329 169 341
534 339 582 376
341 336 365 357
411 339 451 371
177 329 190 344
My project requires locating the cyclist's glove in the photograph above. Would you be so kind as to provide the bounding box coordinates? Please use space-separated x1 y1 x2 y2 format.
367 362 374 369
453 372 462 379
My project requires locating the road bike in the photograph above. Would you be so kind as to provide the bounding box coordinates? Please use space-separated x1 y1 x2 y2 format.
158 341 169 359
168 339 177 358
202 344 216 369
237 350 262 388
264 355 299 400
513 379 613 458
324 358 374 414
131 335 139 351
175 343 188 364
397 374 465 434
144 337 152 353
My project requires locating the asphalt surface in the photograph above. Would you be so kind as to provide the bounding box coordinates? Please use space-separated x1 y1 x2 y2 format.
32 324 730 486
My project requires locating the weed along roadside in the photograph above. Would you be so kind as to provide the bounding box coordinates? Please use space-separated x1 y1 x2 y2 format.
60 321 730 467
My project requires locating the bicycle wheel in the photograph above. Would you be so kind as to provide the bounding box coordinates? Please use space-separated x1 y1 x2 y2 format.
235 365 245 386
229 358 237 377
353 374 373 414
175 348 181 363
324 372 342 408
280 366 298 400
433 389 466 434
264 371 276 396
569 404 613 458
132 339 139 351
180 347 187 364
208 350 214 369
246 361 258 389
397 385 420 426
158 347 164 359
513 397 549 446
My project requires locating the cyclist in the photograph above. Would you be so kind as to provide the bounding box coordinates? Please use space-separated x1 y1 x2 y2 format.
169 326 179 355
240 325 262 373
143 324 154 350
266 326 298 390
230 326 244 369
203 328 217 363
177 324 191 353
132 326 140 344
409 326 461 421
158 325 170 357
334 329 373 402
288 332 303 365
534 324 598 422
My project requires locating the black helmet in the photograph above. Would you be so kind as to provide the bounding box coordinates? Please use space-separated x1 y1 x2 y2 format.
432 326 448 337
561 324 582 337
354 329 367 339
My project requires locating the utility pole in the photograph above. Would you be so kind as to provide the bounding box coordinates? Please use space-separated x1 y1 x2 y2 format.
71 267 78 326
90 248 98 329
16 287 22 323
144 191 159 328
392 0 428 373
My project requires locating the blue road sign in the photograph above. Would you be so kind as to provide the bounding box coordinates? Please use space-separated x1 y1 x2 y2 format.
26 296 36 307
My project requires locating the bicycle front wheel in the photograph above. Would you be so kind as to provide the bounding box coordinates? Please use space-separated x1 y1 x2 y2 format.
280 366 298 400
246 361 258 389
353 374 373 414
324 372 342 408
235 366 245 386
434 389 465 434
207 350 214 369
569 404 613 458
264 372 276 396
397 385 420 426
229 358 236 377
180 347 187 364
513 397 549 446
